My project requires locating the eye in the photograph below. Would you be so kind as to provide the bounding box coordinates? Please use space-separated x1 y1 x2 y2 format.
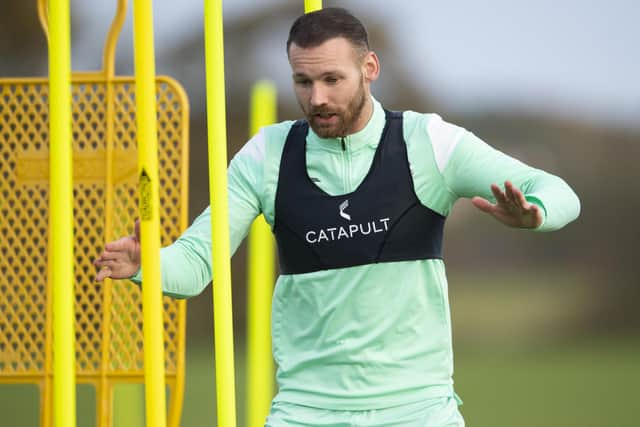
294 77 312 87
325 76 339 84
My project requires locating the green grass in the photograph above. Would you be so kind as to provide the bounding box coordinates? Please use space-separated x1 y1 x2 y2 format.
178 337 640 427
1 337 638 426
453 338 640 427
2 272 637 426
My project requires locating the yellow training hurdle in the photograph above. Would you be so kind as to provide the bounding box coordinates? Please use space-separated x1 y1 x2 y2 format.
0 0 188 425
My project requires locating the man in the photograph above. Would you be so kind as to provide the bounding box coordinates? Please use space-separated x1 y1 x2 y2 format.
94 8 580 426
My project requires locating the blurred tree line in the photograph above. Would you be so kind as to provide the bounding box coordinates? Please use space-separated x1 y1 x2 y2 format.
1 2 637 344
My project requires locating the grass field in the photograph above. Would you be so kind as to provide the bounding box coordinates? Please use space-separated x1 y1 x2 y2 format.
2 273 638 426
179 338 640 427
1 337 638 426
453 338 640 427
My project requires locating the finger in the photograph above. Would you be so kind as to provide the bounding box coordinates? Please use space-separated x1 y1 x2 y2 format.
94 258 117 270
504 182 527 213
104 237 131 252
490 184 508 205
93 255 107 266
504 181 518 205
471 196 495 213
95 251 120 262
96 267 111 282
527 204 544 227
514 189 530 210
506 182 532 210
93 255 109 267
526 203 542 220
135 219 141 241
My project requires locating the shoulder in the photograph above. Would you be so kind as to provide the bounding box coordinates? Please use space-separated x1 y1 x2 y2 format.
402 111 468 172
228 121 296 214
232 120 296 167
261 120 298 145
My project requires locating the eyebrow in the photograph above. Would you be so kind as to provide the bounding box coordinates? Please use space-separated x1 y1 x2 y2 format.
292 71 342 79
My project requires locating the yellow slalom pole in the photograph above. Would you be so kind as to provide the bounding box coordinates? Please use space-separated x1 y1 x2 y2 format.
305 0 322 13
204 1 237 426
246 81 277 427
48 0 76 426
131 1 167 426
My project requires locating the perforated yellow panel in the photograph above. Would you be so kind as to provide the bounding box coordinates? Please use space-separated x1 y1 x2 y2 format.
0 75 189 427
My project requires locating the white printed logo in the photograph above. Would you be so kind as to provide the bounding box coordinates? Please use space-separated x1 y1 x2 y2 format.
304 199 391 244
339 200 351 221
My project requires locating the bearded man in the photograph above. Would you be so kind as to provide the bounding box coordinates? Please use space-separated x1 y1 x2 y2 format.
95 8 580 426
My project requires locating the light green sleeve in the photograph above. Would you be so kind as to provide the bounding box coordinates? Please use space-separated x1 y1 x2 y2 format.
443 131 581 231
130 131 265 298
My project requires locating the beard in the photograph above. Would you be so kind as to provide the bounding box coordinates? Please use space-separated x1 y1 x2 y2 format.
301 80 367 139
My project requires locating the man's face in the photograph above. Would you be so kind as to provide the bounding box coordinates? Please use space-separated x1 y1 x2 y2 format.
288 37 372 138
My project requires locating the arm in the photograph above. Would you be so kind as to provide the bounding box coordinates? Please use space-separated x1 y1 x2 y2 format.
441 131 580 231
154 138 264 298
94 131 266 297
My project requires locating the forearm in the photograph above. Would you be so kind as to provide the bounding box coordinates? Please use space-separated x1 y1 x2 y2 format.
129 207 213 298
444 132 580 231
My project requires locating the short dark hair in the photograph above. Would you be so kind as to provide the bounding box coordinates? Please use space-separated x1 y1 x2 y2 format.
286 7 370 56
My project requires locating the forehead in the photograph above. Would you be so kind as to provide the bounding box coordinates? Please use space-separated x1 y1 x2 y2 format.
289 37 360 76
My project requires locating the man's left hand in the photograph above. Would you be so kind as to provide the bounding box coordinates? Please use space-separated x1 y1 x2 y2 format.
471 181 543 229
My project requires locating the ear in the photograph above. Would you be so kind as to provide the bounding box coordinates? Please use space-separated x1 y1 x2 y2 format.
362 51 380 83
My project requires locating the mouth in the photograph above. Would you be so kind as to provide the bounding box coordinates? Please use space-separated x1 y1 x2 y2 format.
312 112 338 125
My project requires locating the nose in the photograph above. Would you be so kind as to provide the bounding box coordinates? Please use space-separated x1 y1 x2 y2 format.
309 83 328 108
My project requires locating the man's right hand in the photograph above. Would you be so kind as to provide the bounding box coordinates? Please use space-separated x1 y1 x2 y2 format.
93 220 141 281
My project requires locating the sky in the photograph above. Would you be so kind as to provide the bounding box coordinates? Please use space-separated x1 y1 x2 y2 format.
72 0 639 130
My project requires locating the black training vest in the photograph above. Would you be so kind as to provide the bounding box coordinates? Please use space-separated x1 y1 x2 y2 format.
273 110 445 274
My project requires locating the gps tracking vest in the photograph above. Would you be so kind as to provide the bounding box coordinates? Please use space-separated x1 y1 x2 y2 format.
274 110 445 274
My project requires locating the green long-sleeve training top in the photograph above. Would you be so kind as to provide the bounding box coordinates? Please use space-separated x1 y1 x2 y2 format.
132 97 580 410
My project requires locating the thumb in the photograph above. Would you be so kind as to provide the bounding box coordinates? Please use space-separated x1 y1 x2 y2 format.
134 219 141 241
471 197 494 214
104 235 135 252
95 267 111 282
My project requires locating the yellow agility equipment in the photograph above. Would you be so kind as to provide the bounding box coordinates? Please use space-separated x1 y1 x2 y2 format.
131 0 167 426
0 0 188 426
48 0 76 426
204 0 237 425
305 0 323 13
246 81 277 427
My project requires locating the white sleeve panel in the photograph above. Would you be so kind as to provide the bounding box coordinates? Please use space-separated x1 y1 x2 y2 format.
236 128 267 164
426 114 466 173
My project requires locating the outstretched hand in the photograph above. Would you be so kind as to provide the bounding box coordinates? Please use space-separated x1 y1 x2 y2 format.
471 181 543 229
93 220 141 281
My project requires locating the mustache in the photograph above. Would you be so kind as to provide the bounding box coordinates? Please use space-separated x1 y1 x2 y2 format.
308 107 339 115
